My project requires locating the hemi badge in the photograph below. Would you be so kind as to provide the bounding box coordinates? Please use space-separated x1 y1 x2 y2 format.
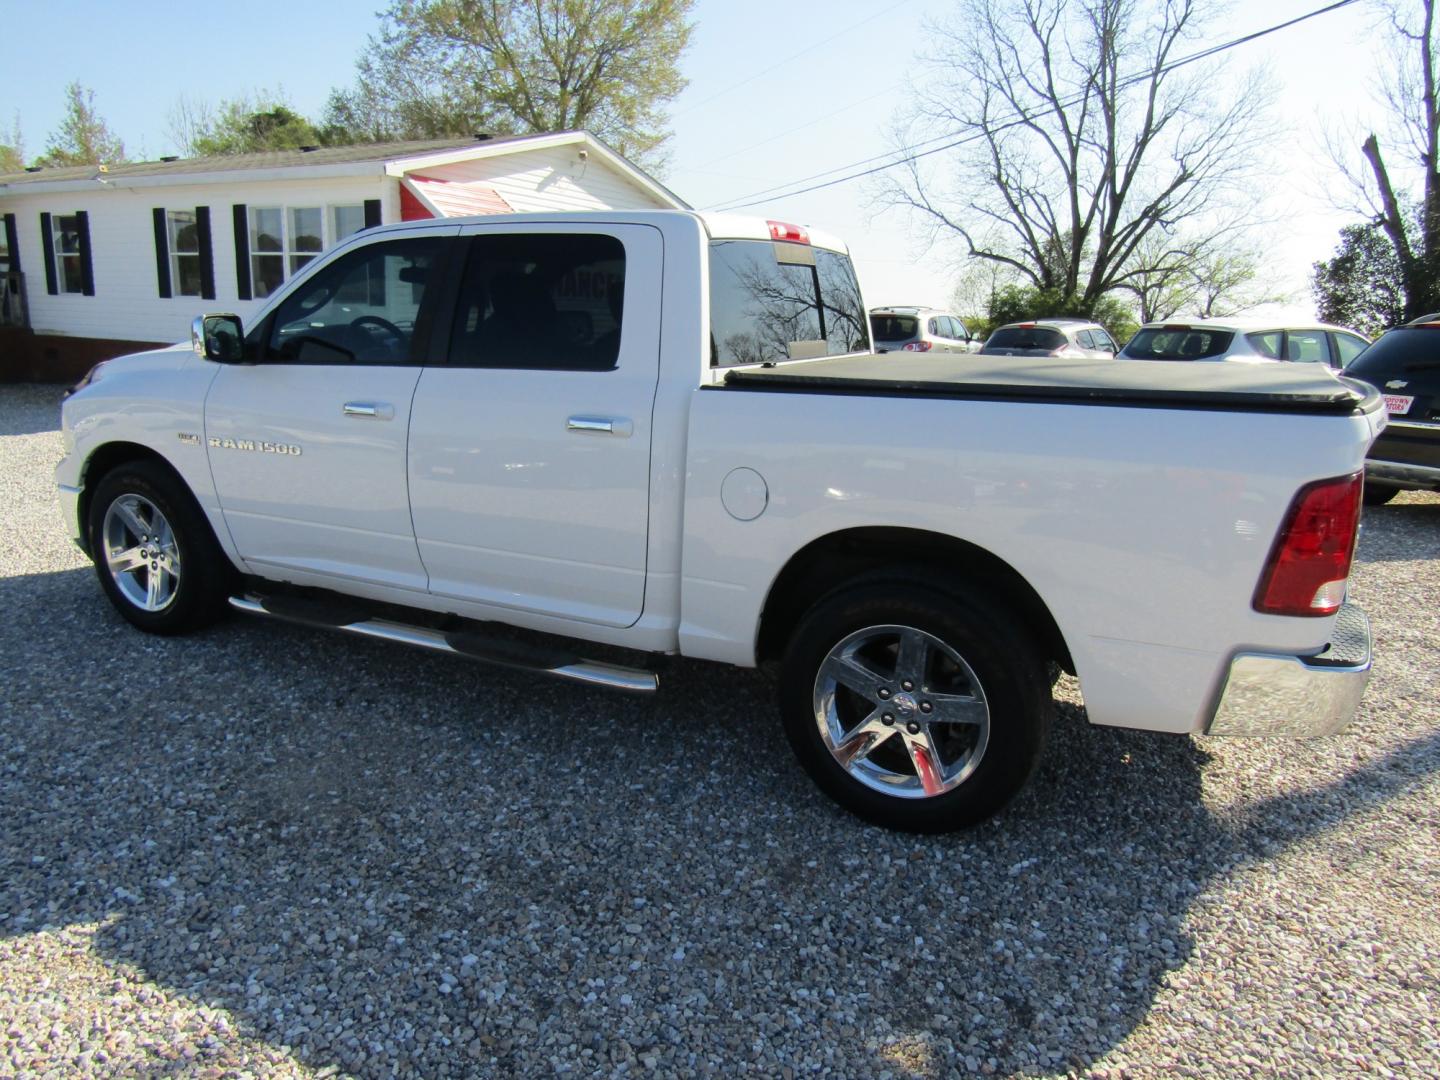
177 432 201 446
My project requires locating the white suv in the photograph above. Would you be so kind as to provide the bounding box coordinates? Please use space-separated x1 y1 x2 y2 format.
1118 319 1370 366
869 307 981 353
980 318 1119 358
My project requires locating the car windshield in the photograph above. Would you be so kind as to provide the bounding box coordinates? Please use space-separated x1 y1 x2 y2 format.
709 240 869 366
870 314 918 342
985 327 1066 351
1122 327 1235 360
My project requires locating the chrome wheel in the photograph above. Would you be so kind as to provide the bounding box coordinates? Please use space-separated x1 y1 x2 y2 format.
813 624 990 799
102 494 181 612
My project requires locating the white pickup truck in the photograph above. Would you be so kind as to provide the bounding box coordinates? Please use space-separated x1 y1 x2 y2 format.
56 210 1381 831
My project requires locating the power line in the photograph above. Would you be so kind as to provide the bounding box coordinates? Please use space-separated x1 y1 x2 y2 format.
672 0 917 119
704 0 1363 213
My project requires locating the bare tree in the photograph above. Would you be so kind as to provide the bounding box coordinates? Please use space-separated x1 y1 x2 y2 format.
882 0 1270 312
1352 0 1440 319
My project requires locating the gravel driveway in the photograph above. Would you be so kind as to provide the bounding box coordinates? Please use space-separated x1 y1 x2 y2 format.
2 382 1437 1078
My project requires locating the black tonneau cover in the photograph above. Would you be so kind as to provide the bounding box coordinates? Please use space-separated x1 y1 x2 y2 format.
721 354 1372 414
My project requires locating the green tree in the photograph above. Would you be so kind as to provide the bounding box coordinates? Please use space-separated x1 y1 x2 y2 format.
168 90 325 156
329 0 695 167
37 82 125 167
1312 223 1407 338
985 284 1138 344
0 114 22 173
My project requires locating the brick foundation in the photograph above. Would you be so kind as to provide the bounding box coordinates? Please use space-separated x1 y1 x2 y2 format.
0 327 172 384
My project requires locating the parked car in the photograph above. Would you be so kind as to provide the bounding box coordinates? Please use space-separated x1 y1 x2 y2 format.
1119 319 1370 366
980 318 1119 358
58 210 1380 833
869 306 980 353
1340 315 1440 504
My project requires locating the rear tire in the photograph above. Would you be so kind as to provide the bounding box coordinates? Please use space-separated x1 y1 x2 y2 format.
87 461 233 635
779 575 1049 832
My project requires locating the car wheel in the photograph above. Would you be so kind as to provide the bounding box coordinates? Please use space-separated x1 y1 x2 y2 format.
87 460 233 634
1362 481 1399 506
779 575 1050 832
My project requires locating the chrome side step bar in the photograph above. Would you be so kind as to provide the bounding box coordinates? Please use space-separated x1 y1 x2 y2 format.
229 595 659 693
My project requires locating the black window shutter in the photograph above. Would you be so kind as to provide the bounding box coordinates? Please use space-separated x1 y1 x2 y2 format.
39 212 58 295
363 199 382 229
3 213 18 272
76 211 95 296
152 208 172 299
196 206 216 300
232 203 251 301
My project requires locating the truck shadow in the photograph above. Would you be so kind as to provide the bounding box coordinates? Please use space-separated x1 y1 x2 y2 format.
0 564 1434 1077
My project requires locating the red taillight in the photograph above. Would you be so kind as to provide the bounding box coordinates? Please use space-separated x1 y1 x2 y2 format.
1253 473 1363 617
767 220 810 244
902 340 933 352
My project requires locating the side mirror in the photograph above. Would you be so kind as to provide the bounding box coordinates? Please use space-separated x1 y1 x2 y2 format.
192 313 245 363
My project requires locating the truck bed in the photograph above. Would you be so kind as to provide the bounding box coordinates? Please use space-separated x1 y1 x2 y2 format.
721 354 1375 415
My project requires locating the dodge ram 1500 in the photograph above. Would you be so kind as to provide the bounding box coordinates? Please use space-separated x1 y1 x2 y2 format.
57 211 1381 831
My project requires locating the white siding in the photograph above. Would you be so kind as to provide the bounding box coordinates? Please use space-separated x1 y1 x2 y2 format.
413 146 672 213
2 175 386 344
0 143 676 347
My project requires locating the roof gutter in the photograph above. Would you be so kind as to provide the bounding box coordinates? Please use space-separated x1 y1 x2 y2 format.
0 160 388 196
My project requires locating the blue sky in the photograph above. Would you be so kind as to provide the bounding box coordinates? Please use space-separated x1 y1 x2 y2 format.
1 0 1388 319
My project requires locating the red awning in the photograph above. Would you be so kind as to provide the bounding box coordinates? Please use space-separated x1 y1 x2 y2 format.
400 174 514 219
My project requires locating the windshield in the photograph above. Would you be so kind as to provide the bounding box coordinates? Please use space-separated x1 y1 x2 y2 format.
709 240 869 366
985 327 1066 352
1122 327 1235 360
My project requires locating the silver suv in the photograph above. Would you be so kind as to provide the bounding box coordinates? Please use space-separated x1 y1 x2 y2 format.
869 307 981 354
1117 319 1369 366
980 318 1119 358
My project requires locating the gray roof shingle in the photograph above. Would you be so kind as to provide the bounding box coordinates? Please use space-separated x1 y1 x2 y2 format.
0 133 545 187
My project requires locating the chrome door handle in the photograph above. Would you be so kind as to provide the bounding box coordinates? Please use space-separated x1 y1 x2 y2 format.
343 402 394 420
567 415 633 437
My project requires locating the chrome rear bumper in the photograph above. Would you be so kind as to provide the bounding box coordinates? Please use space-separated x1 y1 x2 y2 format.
1207 604 1372 737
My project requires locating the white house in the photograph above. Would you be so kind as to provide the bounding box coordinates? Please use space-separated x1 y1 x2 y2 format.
0 130 686 381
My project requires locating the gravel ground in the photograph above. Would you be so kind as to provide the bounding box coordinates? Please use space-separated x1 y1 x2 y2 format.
1 381 1437 1079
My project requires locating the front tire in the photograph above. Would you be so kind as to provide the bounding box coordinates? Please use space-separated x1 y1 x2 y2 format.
87 460 232 634
779 576 1050 832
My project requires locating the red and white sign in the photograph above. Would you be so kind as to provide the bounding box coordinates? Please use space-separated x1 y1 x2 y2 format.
1383 394 1415 415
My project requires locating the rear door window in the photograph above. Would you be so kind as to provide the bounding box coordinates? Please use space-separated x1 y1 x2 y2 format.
447 233 625 371
1123 328 1235 359
1333 332 1368 366
710 240 869 366
1246 331 1282 359
1284 330 1333 364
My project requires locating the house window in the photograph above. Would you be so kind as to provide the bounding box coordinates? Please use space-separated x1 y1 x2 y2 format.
332 204 366 242
167 211 202 296
249 204 365 299
53 215 85 293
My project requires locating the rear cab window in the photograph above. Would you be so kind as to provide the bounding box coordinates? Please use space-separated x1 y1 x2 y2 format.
709 238 869 366
1122 327 1235 360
